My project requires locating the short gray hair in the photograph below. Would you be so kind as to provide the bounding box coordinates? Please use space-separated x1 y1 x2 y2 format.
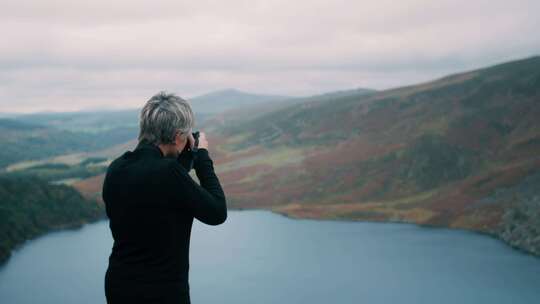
138 91 194 145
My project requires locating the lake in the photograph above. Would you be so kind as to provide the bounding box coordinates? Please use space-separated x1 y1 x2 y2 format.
1 210 539 303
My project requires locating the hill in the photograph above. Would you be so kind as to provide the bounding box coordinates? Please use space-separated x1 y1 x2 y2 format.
12 109 140 132
73 56 540 256
0 175 105 264
0 88 299 169
0 118 137 169
197 87 376 133
211 56 540 256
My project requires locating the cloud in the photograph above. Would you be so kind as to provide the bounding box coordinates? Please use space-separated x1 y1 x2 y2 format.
0 0 539 112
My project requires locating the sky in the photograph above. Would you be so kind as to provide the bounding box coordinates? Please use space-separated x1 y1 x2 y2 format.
0 0 539 113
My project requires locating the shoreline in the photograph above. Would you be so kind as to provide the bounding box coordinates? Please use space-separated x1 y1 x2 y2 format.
0 214 107 268
230 206 540 259
2 207 537 269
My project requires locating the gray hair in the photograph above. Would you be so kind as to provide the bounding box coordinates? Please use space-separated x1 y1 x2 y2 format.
138 91 194 145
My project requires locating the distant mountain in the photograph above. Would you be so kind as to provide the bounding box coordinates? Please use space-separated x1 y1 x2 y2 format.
197 87 376 132
293 87 376 101
13 109 141 132
0 118 43 130
0 89 298 168
0 113 18 118
189 88 292 114
0 118 137 169
10 89 292 128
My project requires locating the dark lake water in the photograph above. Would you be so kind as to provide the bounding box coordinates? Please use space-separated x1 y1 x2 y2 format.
1 210 539 303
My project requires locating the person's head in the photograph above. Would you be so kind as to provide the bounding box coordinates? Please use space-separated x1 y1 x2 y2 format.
138 91 194 157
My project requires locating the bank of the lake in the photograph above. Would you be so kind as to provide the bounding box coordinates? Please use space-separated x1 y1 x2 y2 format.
259 199 540 258
0 175 105 265
1 210 540 304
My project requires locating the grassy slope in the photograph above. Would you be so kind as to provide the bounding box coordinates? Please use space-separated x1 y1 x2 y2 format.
73 56 540 256
212 56 540 255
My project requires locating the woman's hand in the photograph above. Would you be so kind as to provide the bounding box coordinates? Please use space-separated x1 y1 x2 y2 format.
187 132 196 149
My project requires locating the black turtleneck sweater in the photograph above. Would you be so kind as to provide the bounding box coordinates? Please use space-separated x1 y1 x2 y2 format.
102 140 227 302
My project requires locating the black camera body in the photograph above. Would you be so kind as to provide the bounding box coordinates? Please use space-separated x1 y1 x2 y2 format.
191 131 200 153
177 131 200 172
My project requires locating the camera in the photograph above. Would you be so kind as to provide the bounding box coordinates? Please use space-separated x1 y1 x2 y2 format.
191 131 200 153
178 131 200 172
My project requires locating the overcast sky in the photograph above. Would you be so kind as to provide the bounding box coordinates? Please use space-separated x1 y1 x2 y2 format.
0 0 539 113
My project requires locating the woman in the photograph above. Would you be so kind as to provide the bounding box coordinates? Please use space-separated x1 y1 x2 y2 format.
102 92 227 303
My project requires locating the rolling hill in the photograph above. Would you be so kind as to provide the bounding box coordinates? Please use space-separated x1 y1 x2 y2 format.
0 118 138 169
197 87 376 133
12 109 140 132
0 87 374 170
73 56 540 256
208 56 540 256
7 89 268 133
